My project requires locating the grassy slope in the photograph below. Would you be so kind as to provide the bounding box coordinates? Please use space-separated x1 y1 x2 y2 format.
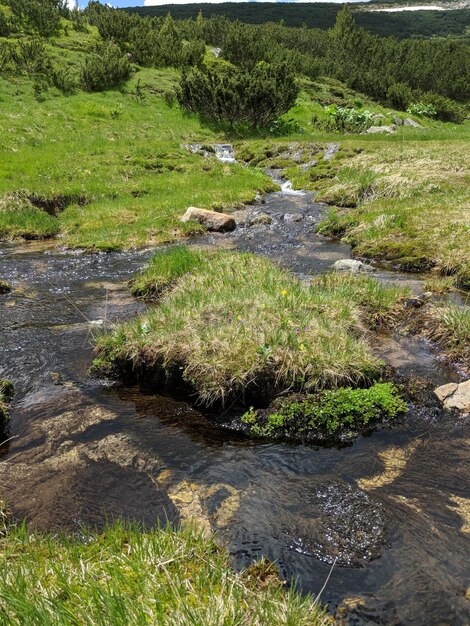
0 519 327 626
0 29 274 250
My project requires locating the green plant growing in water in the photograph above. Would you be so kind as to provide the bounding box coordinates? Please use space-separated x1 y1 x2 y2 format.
242 382 407 439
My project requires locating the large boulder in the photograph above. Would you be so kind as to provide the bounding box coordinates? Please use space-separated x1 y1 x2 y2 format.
434 380 470 414
180 207 236 233
366 125 397 134
404 118 424 128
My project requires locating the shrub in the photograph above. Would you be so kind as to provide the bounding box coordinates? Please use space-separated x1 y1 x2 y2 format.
242 382 407 439
419 92 467 123
81 41 132 92
178 61 299 129
6 0 64 38
386 82 413 110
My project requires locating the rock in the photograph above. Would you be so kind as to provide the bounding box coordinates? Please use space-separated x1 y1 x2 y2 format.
404 118 424 128
283 212 304 223
324 143 340 160
300 160 318 172
393 115 403 126
434 380 470 414
332 259 373 273
373 113 386 120
180 207 236 233
211 47 222 58
366 125 396 134
247 212 272 227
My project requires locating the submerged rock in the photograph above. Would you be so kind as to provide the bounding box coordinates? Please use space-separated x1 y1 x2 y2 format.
434 380 470 414
247 212 273 227
181 207 236 232
283 481 387 567
332 259 373 273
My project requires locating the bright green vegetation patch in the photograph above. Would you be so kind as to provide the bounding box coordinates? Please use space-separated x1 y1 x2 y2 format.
94 248 410 406
0 70 274 250
130 245 208 297
0 520 326 626
242 382 407 440
0 379 14 422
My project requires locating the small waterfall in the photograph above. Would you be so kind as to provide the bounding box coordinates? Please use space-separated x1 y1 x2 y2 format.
213 144 236 163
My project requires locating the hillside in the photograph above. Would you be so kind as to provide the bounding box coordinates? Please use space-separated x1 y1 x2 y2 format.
126 2 470 40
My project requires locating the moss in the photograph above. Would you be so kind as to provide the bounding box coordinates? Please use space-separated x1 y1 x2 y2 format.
242 382 407 441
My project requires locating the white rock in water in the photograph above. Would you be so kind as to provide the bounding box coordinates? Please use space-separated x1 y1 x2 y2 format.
332 259 374 273
434 380 470 414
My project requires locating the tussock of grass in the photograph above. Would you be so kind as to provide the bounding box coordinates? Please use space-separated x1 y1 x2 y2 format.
94 249 411 406
0 379 14 422
422 303 470 366
130 246 208 298
0 281 11 295
0 520 327 626
310 272 411 327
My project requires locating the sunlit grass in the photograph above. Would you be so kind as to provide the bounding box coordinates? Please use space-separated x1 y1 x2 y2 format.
0 518 328 626
94 249 410 406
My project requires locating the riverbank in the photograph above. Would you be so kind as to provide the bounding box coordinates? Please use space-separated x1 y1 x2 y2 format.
0 513 327 626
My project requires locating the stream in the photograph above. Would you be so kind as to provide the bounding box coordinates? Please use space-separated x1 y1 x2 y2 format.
0 148 469 625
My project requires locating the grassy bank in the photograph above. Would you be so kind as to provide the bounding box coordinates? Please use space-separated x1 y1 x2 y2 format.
237 129 470 288
94 248 410 407
0 517 327 626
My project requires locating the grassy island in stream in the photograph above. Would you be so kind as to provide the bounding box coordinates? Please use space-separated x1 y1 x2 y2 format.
93 248 410 417
0 517 327 626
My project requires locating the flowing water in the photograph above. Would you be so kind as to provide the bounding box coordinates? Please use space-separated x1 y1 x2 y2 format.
0 161 469 624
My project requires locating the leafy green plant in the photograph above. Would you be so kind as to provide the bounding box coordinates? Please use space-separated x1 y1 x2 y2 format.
321 104 375 133
242 382 407 439
407 102 437 118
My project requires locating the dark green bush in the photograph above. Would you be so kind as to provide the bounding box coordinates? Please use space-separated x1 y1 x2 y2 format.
178 61 299 129
242 382 407 439
418 92 467 123
6 0 65 37
81 41 132 92
386 82 414 111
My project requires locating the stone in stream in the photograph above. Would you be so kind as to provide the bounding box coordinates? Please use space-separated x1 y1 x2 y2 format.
247 212 273 227
283 212 304 223
180 207 236 232
324 143 340 160
434 380 470 414
332 259 374 273
300 160 318 172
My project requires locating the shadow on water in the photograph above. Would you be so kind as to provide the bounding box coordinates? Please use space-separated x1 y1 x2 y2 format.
0 184 469 624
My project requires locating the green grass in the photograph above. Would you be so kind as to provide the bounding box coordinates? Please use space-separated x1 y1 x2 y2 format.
421 302 470 366
0 65 274 249
242 382 407 439
0 518 327 626
237 131 470 287
93 248 410 406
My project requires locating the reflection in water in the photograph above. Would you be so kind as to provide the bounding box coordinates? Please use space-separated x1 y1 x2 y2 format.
0 227 469 625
